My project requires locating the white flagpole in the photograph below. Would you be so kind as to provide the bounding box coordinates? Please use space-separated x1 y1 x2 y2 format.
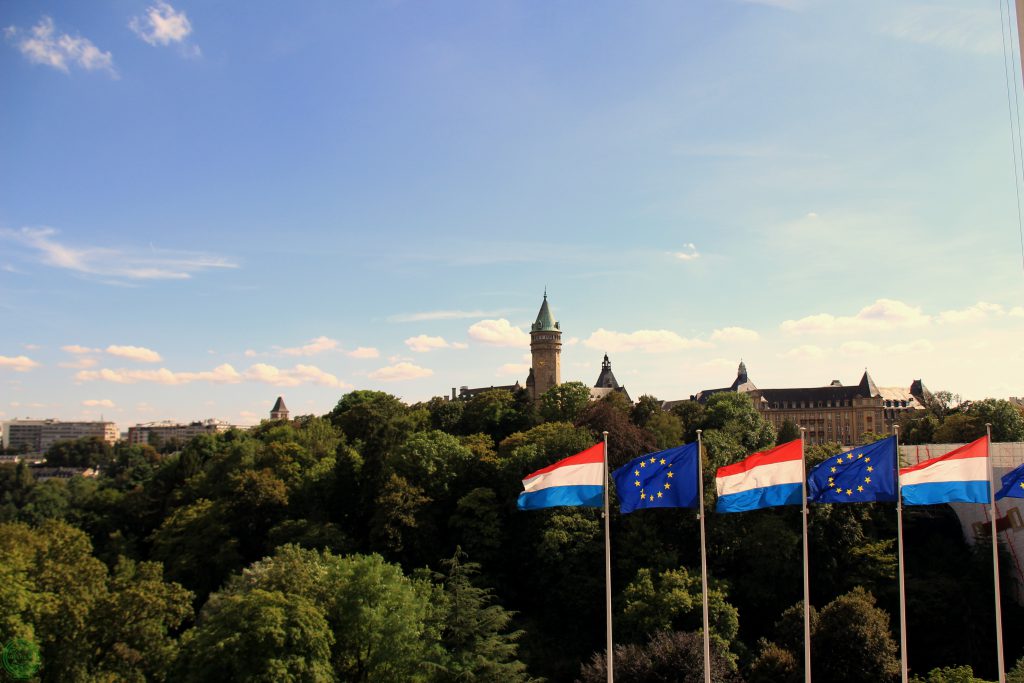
986 423 1006 683
603 431 614 683
800 428 811 683
697 430 711 683
894 425 909 683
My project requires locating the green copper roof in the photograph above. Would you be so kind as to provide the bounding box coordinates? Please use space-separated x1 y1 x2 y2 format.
531 293 560 332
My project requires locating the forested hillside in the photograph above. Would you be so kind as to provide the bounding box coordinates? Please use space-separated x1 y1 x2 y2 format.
2 388 1024 682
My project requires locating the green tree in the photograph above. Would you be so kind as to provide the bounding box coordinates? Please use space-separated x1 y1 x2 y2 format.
645 410 684 449
630 394 664 427
934 413 982 443
618 566 739 645
217 545 443 682
909 666 994 683
813 587 899 683
434 549 535 683
45 436 114 468
777 419 801 443
176 589 336 682
966 398 1024 441
461 389 533 441
577 630 743 683
540 381 593 423
149 498 243 598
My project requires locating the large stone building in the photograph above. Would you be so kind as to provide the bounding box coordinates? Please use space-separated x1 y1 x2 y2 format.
689 361 928 446
126 419 233 446
1 419 119 454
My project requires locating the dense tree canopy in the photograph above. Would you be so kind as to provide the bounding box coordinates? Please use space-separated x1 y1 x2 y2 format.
0 386 1021 681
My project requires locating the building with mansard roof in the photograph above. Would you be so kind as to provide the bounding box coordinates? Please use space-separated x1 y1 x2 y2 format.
590 353 631 403
683 361 929 446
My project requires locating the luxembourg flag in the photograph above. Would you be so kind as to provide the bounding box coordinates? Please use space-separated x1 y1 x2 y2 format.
716 440 804 513
900 436 990 505
517 443 604 510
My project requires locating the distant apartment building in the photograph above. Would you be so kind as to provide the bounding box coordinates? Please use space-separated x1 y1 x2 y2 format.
126 419 233 446
1 419 119 454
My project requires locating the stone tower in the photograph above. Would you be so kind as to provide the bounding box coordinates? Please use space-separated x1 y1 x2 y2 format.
529 291 561 401
270 396 289 421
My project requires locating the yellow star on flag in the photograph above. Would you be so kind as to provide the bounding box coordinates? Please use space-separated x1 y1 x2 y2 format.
634 470 640 476
667 471 674 478
664 482 671 490
846 489 853 495
650 457 657 463
831 467 837 473
865 477 871 484
857 485 864 492
660 458 666 465
867 466 874 472
640 462 646 468
635 480 641 487
657 491 663 498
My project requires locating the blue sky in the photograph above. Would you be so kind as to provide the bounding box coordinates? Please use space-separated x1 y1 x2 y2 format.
2 0 1023 428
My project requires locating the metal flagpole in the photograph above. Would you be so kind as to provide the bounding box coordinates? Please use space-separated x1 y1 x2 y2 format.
603 431 614 683
986 424 1006 683
800 427 811 683
894 425 909 683
697 430 711 683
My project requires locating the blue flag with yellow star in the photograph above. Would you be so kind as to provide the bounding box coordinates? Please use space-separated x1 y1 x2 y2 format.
612 442 700 513
996 461 1024 500
807 436 897 504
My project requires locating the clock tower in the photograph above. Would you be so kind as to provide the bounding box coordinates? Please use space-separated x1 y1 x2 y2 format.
529 291 561 401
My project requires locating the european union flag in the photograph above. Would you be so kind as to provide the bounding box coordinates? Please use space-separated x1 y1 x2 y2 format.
612 442 700 513
996 461 1024 500
808 436 897 504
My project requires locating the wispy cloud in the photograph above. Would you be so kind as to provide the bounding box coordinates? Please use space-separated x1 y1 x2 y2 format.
59 357 98 369
278 336 339 357
0 227 237 281
106 344 162 363
780 299 931 335
62 344 100 354
5 16 117 76
880 6 1000 55
388 309 512 323
671 243 700 262
0 355 39 372
130 2 194 46
405 334 468 352
467 319 531 347
584 328 712 353
76 362 351 388
368 362 434 381
82 399 115 408
346 347 380 359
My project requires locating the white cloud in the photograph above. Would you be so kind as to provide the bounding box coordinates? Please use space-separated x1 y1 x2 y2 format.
59 357 99 369
780 345 826 359
76 362 349 388
584 328 712 353
278 336 339 357
468 319 530 347
62 344 99 354
0 355 39 372
780 299 931 335
404 335 467 352
671 243 700 261
937 302 1004 324
244 349 259 358
0 227 236 281
130 2 195 48
82 399 115 408
346 347 380 359
1010 306 1024 318
389 309 511 323
710 326 760 343
6 16 116 76
881 6 1000 55
106 344 162 363
368 362 434 381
